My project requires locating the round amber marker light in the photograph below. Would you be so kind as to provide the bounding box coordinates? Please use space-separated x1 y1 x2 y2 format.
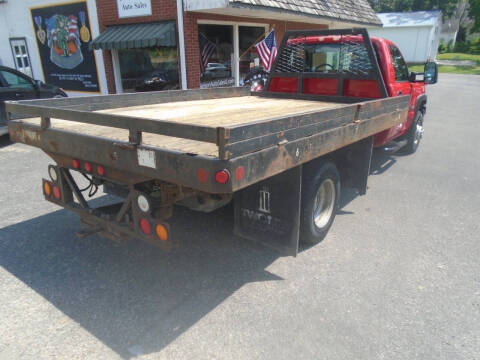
43 182 51 196
155 224 168 242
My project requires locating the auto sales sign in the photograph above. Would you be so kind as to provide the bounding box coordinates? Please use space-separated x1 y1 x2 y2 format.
117 0 152 18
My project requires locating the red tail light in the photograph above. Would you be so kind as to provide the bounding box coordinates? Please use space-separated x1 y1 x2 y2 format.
52 185 61 200
73 159 80 169
97 166 105 176
215 170 230 184
139 218 151 235
197 168 208 184
84 162 92 172
235 166 245 181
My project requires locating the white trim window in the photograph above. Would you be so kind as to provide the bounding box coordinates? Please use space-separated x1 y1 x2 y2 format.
197 20 268 88
9 38 33 78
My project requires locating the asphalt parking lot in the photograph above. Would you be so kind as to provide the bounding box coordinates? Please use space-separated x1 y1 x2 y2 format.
0 74 479 359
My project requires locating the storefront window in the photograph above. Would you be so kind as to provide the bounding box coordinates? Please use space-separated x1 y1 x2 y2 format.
198 24 233 88
117 46 179 92
239 26 266 84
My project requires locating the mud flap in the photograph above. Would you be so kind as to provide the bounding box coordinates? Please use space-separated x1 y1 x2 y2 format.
234 165 302 256
343 136 373 195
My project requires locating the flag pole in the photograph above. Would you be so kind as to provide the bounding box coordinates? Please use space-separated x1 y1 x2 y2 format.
239 24 275 60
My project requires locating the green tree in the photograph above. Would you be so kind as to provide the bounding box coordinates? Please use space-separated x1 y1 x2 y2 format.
469 0 480 32
367 0 457 18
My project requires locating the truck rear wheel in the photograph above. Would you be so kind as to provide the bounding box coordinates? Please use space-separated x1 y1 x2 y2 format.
300 162 340 245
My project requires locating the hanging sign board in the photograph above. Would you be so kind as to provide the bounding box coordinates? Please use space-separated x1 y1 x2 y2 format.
117 0 152 18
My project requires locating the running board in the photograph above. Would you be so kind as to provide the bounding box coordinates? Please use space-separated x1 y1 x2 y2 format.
383 139 407 153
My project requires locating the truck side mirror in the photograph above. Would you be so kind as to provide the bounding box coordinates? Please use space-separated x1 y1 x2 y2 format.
424 62 438 84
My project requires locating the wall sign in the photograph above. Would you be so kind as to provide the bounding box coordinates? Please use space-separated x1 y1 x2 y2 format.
117 0 152 18
30 1 100 93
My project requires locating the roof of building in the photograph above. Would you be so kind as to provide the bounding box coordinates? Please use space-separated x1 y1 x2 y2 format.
229 0 382 26
377 10 442 28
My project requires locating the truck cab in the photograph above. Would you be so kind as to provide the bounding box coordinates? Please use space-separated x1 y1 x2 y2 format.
371 37 433 151
266 33 437 153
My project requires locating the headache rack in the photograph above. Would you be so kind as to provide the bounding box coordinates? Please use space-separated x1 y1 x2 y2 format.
265 28 388 101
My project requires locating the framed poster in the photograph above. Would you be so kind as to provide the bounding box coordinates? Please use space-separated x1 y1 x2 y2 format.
30 1 100 93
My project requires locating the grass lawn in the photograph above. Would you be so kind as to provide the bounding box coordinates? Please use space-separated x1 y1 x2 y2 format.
437 53 480 62
436 65 480 75
409 53 480 75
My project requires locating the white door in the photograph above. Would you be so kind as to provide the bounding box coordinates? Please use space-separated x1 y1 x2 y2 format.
10 38 33 78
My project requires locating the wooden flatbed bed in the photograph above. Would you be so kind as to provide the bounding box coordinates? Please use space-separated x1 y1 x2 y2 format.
7 86 409 193
20 96 344 158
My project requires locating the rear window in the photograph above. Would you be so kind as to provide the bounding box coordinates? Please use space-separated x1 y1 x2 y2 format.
274 37 374 76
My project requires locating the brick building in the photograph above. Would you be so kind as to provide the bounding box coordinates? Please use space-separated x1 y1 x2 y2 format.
91 0 381 94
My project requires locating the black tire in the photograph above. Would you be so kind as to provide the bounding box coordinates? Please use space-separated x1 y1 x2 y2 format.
402 111 424 154
300 161 341 245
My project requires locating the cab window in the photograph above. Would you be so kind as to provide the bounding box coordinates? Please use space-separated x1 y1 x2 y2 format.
303 43 372 75
388 45 409 81
0 70 34 89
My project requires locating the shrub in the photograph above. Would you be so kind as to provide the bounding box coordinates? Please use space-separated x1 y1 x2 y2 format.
454 40 471 53
447 40 454 52
438 41 447 53
470 38 480 54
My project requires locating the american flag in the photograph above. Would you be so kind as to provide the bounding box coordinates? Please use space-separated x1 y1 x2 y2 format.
199 33 216 73
255 29 277 72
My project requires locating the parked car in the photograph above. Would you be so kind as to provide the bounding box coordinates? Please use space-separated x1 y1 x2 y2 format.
201 63 231 81
0 66 67 136
119 52 180 92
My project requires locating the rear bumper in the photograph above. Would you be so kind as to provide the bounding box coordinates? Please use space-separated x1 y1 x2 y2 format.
42 174 174 249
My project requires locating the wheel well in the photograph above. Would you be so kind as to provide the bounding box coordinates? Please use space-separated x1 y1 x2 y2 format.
302 137 373 195
417 98 427 115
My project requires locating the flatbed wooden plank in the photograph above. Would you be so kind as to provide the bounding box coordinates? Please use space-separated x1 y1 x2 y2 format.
18 96 345 158
20 117 220 157
97 96 344 127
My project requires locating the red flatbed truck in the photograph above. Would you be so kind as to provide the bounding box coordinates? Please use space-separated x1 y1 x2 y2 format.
6 29 437 256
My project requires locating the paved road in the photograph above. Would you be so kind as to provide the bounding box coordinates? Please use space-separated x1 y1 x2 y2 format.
0 74 479 359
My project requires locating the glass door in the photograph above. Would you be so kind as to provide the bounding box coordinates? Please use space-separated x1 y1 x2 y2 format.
198 24 234 88
9 38 33 78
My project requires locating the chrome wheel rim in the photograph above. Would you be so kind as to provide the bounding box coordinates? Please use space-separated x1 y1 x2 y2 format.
413 117 424 147
313 178 336 229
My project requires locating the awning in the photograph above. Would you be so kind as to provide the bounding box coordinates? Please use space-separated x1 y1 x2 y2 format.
90 21 176 50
